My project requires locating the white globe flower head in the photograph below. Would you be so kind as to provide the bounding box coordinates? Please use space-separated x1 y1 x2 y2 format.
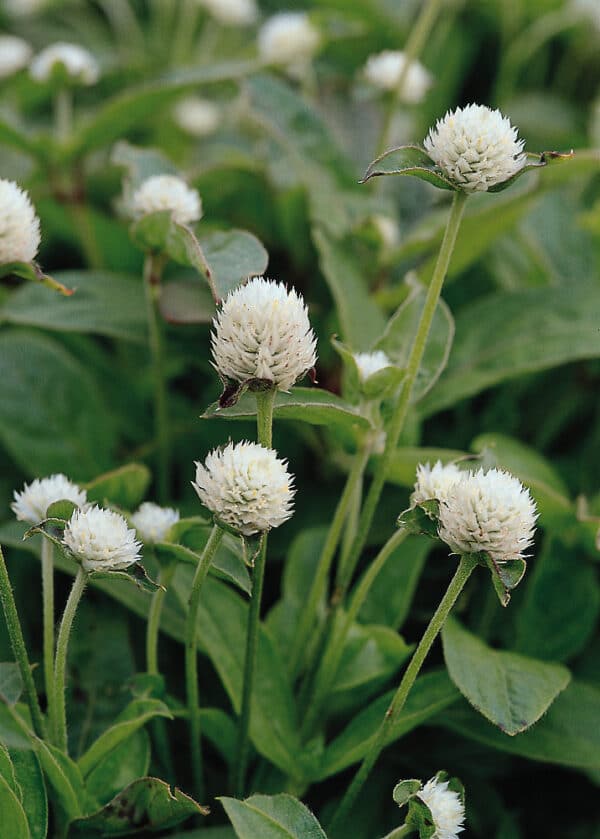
424 104 526 192
173 96 221 138
258 12 321 69
211 276 317 391
30 42 99 86
130 175 202 226
364 50 432 103
411 460 463 507
131 502 180 544
193 441 295 536
63 506 142 572
354 350 391 382
200 0 258 26
0 178 41 264
417 776 465 839
438 467 537 563
12 474 87 524
0 36 33 79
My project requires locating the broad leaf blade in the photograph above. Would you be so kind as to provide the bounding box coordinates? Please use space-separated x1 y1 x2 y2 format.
361 145 457 190
85 464 151 509
220 794 327 839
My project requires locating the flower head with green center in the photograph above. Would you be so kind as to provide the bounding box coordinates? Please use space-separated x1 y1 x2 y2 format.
131 174 202 225
411 461 463 507
30 42 99 85
417 776 465 839
131 502 180 544
0 178 41 264
64 506 142 572
12 474 87 524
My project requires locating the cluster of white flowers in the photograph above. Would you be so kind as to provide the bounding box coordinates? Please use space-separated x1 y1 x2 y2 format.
0 178 41 264
12 474 87 524
411 460 463 507
364 50 432 103
193 441 295 535
211 277 317 391
258 12 320 70
200 0 258 26
64 506 142 572
0 35 32 79
30 42 99 85
424 104 526 192
131 174 202 226
353 350 391 382
417 776 465 839
131 502 180 544
173 96 221 138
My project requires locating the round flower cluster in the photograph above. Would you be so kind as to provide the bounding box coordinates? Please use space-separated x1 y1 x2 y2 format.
131 175 202 226
0 178 41 264
200 0 257 26
417 776 465 839
131 502 180 544
353 350 391 382
0 35 32 79
411 461 463 507
364 50 432 103
173 97 221 138
193 441 295 536
258 13 320 69
64 506 141 572
211 277 317 391
30 42 99 85
424 104 526 192
12 474 87 524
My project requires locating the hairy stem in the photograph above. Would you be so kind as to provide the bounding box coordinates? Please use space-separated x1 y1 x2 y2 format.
41 540 55 733
146 559 176 675
54 568 87 752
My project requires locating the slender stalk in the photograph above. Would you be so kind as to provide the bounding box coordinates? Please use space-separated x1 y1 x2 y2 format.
381 825 412 839
339 473 363 575
41 540 55 732
146 559 176 675
54 568 86 752
0 547 46 738
54 88 72 142
328 555 477 834
172 0 201 65
186 524 224 802
339 190 467 602
233 387 275 796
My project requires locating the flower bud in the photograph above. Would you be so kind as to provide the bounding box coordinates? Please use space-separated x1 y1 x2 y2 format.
12 474 87 524
63 506 142 572
131 502 180 544
130 174 202 225
0 178 41 264
353 350 391 383
30 42 99 85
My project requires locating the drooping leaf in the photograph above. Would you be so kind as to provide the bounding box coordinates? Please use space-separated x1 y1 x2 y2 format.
0 261 73 296
89 563 162 594
220 793 327 839
85 464 151 509
361 144 457 190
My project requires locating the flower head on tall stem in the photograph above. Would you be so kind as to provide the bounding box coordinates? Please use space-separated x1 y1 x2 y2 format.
63 506 142 572
30 42 99 85
131 502 180 544
0 178 41 264
12 474 86 524
364 50 432 102
131 174 202 225
0 35 32 78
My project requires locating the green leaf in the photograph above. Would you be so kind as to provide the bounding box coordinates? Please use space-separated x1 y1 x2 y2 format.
441 617 571 735
85 730 150 806
67 777 208 836
220 794 327 839
361 145 457 191
397 505 440 539
0 261 73 296
85 464 151 509
392 779 422 807
200 229 269 302
486 150 574 193
46 500 79 522
89 563 162 594
159 278 216 324
0 663 23 706
111 141 179 190
0 773 31 839
486 557 527 607
382 447 468 489
35 740 88 820
198 708 237 768
132 210 208 268
10 750 48 839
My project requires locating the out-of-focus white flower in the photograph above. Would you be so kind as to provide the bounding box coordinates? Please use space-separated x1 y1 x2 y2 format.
200 0 258 26
211 276 317 391
417 776 465 839
0 35 32 79
30 42 99 85
364 50 432 103
193 441 295 535
173 96 221 138
64 506 142 572
438 467 537 562
130 174 202 225
372 214 400 250
258 12 320 69
12 474 87 524
3 0 45 16
131 502 180 544
424 104 526 192
573 0 600 32
0 178 41 264
411 461 463 507
354 350 391 382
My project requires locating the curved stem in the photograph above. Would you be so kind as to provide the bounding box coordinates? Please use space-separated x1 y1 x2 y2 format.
186 524 224 803
54 568 87 752
146 559 176 675
381 825 412 839
41 540 55 732
0 547 46 738
328 555 477 835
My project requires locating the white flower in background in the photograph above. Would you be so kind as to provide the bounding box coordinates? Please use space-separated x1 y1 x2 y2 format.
438 467 537 562
572 0 600 32
12 474 87 524
372 214 400 250
64 506 142 572
130 175 202 225
364 50 432 103
417 776 465 839
424 104 526 192
3 0 45 16
411 461 463 507
193 441 295 535
211 276 317 391
0 35 33 79
200 0 258 26
30 42 99 85
173 96 221 138
131 502 180 544
354 350 391 382
0 178 41 264
258 12 320 69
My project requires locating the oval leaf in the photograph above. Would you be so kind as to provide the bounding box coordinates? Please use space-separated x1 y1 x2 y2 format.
220 794 327 839
361 145 457 190
200 230 269 302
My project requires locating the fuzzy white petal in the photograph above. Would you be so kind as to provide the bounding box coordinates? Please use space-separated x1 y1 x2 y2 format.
258 13 320 66
418 777 465 839
364 50 432 103
200 0 257 25
130 174 202 225
30 42 99 85
131 502 180 544
412 461 463 507
174 97 221 137
64 506 141 571
12 474 87 524
354 350 391 382
0 178 41 264
0 36 33 79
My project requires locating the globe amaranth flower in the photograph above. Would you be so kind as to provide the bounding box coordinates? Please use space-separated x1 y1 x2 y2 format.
0 178 41 264
63 506 142 572
131 502 180 544
424 104 526 192
438 467 537 563
0 35 32 79
130 175 202 226
417 776 465 839
199 0 257 26
258 12 320 68
211 276 317 391
354 350 391 382
12 474 87 524
411 461 463 507
173 96 221 138
193 441 295 536
30 42 99 85
364 50 432 103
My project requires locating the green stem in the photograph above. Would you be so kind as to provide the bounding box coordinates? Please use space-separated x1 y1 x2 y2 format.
54 88 72 143
41 540 55 733
54 568 86 752
0 547 46 738
339 472 363 575
144 253 170 503
340 190 467 602
328 555 477 835
172 0 201 65
255 388 275 448
381 825 412 839
186 524 224 803
146 559 176 675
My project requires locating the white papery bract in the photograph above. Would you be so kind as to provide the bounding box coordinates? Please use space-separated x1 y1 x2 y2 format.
354 350 391 382
12 474 87 524
438 468 537 563
131 175 202 225
131 502 180 544
200 0 257 25
364 50 432 103
0 178 41 264
411 461 463 507
174 97 221 137
30 42 99 85
258 12 320 68
211 277 317 391
193 441 295 536
0 36 32 79
424 104 526 192
418 776 465 839
64 506 142 572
